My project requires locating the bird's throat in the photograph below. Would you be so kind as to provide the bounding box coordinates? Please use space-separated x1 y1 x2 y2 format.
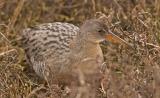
74 38 102 60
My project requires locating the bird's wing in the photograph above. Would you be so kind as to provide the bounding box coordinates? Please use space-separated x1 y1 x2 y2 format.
21 22 80 77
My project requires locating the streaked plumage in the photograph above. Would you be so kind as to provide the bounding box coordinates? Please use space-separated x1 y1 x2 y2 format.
21 16 129 98
22 22 80 79
21 18 111 84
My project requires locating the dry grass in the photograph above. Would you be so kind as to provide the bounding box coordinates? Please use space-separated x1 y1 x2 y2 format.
0 0 160 98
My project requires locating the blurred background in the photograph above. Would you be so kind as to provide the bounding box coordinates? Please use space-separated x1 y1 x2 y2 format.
0 0 160 98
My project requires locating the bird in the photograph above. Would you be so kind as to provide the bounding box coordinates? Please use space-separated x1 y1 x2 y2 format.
21 16 127 96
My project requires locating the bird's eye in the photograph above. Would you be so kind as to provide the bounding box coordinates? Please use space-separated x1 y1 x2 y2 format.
98 30 103 33
98 29 106 36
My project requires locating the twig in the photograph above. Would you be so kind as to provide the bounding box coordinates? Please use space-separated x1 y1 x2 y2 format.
146 43 160 50
113 0 127 19
91 0 96 12
0 49 16 57
0 0 4 9
54 3 82 9
0 31 10 44
26 85 46 98
137 17 149 28
6 0 26 34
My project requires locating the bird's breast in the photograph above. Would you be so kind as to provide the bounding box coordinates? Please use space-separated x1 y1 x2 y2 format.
73 45 104 74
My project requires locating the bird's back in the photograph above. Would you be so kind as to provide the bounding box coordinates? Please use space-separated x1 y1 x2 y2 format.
21 22 79 78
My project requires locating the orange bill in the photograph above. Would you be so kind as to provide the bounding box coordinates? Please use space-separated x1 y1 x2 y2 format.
105 34 121 43
106 30 131 47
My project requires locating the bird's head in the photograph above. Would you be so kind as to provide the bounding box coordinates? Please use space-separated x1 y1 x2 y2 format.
80 19 107 43
80 16 128 45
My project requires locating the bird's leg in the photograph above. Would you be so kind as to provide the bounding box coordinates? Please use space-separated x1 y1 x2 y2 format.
100 62 107 74
100 76 107 95
77 69 85 85
100 64 111 96
76 69 91 98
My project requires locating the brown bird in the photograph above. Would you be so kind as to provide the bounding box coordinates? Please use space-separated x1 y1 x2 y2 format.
21 16 126 97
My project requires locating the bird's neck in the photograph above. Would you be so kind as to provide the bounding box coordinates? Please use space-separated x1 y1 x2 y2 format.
72 35 102 59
